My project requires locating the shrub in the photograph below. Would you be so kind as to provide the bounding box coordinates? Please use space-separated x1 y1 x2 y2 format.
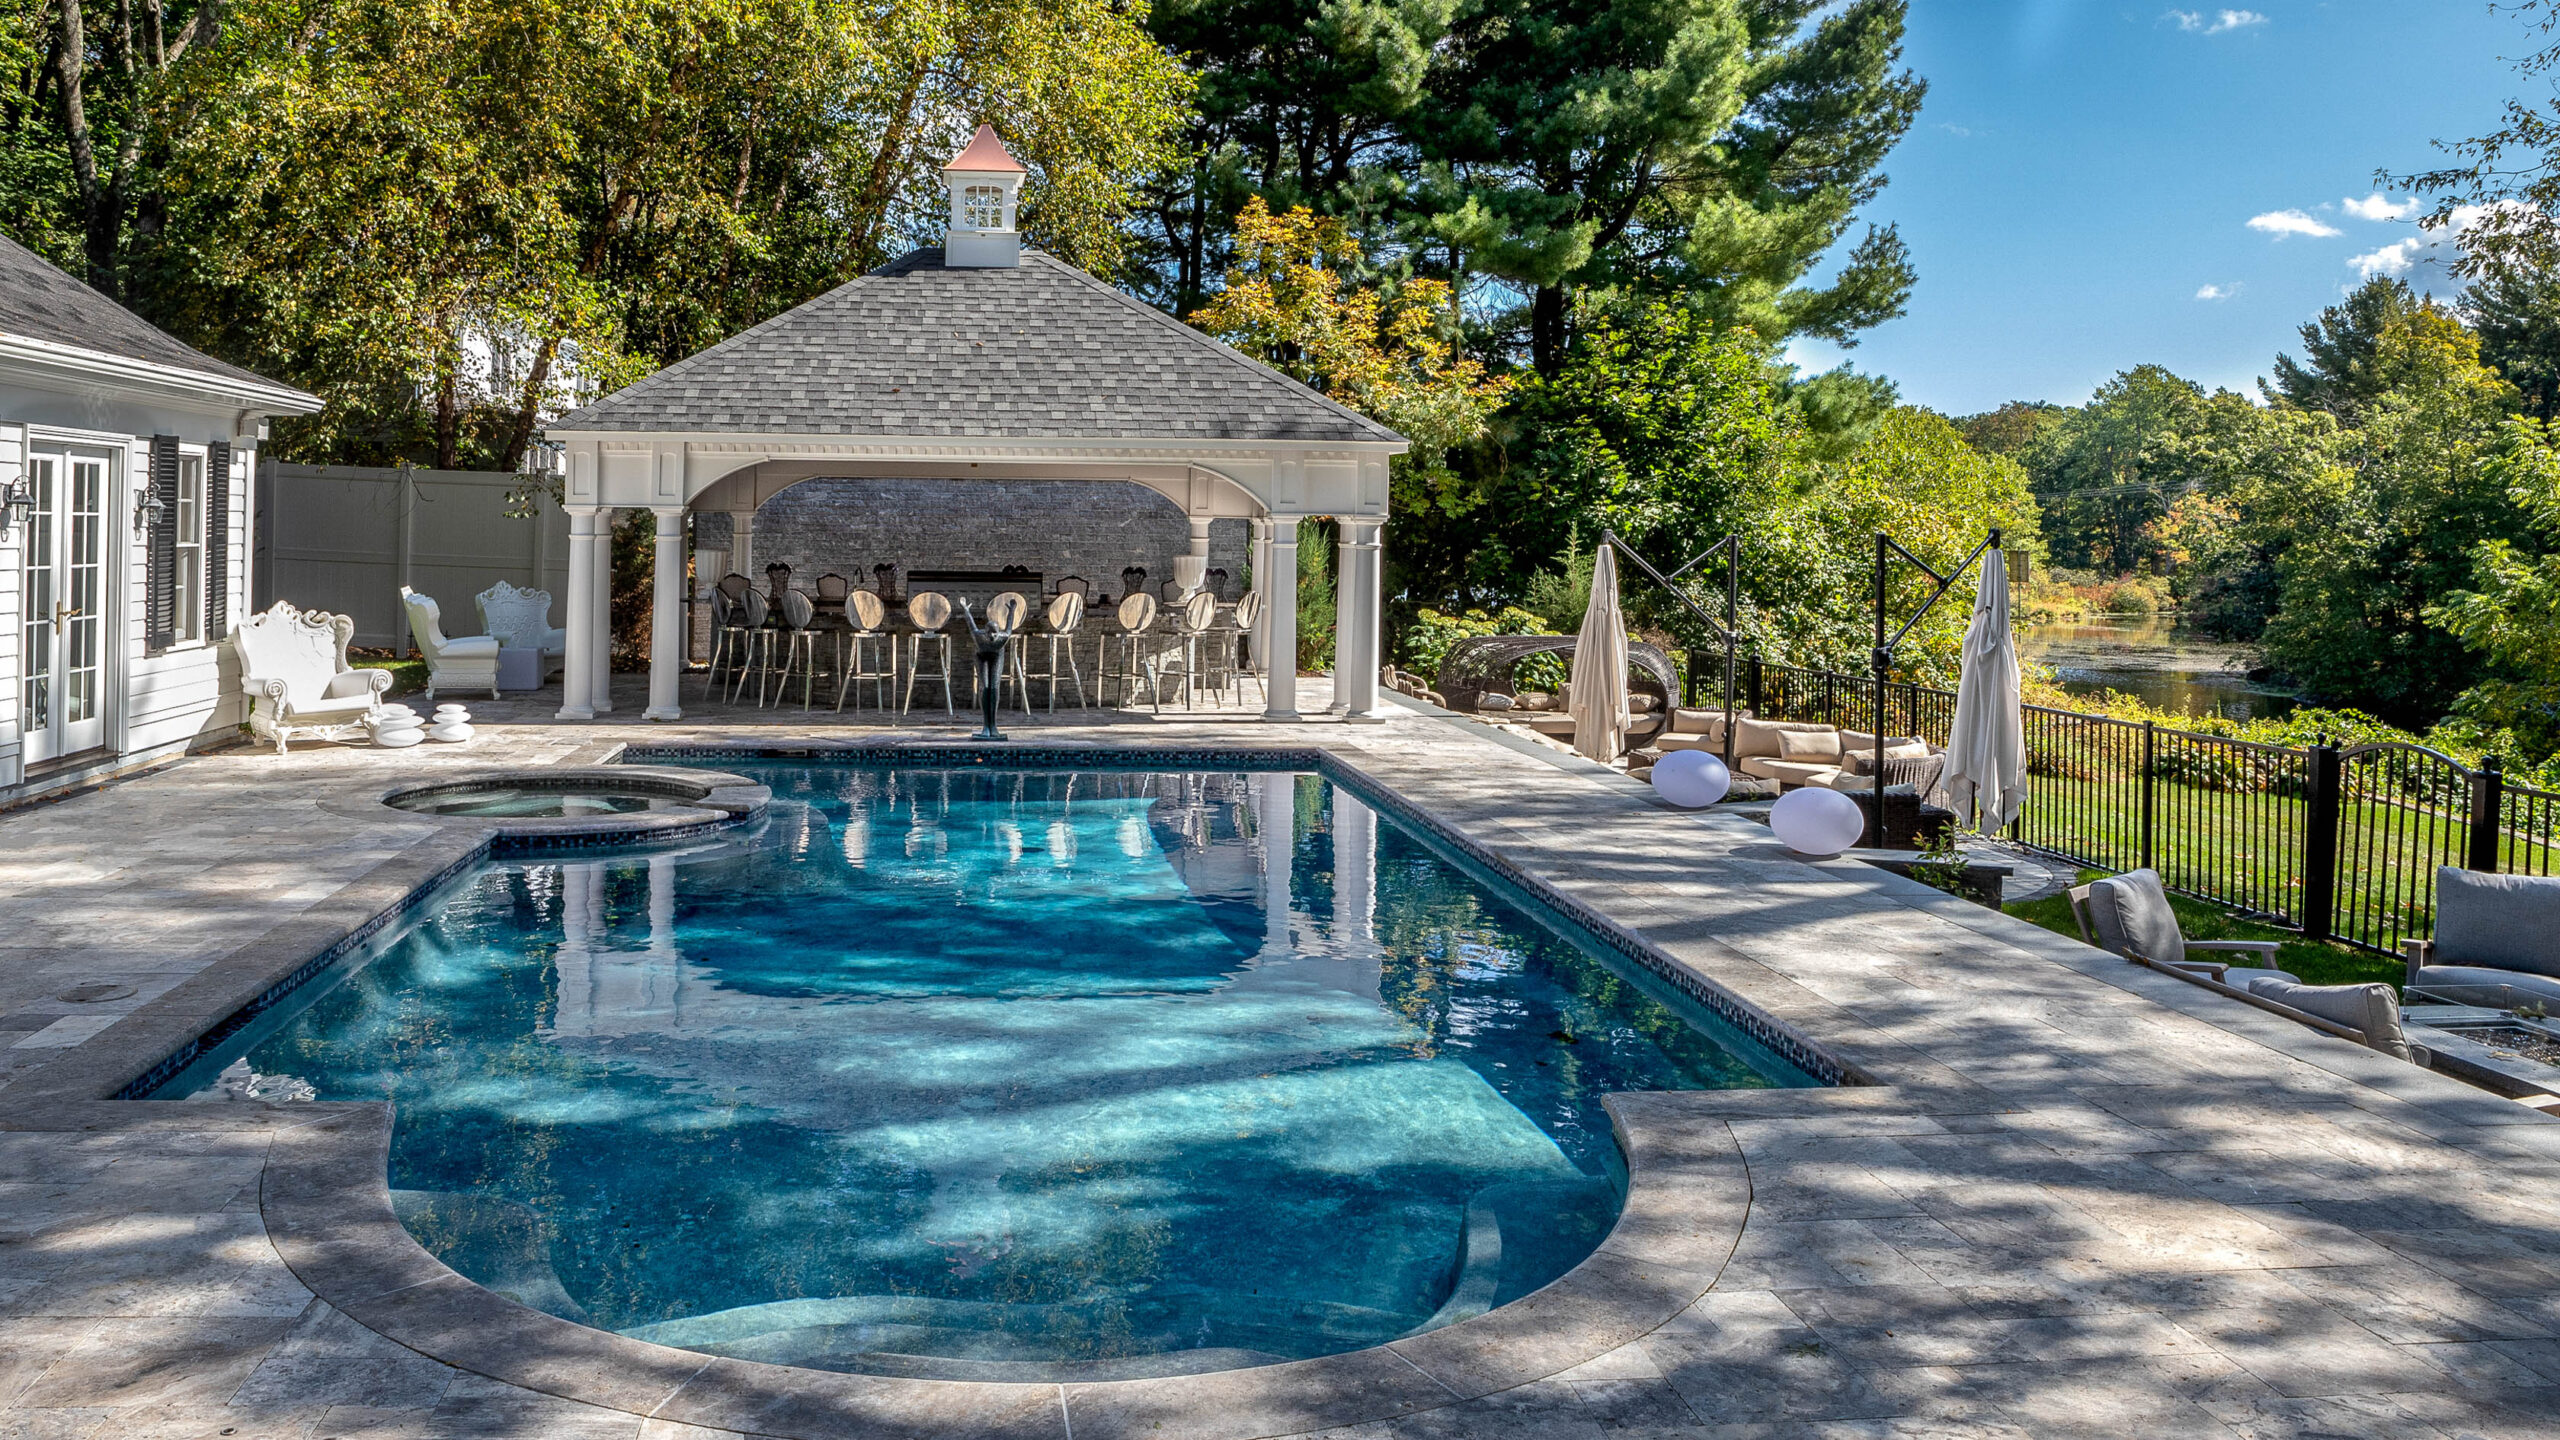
1400 606 1555 683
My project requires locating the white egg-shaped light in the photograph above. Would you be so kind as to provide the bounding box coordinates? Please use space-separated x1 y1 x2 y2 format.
1650 750 1731 808
1769 786 1865 857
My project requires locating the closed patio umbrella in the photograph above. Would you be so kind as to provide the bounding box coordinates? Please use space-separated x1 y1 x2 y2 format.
1568 544 1629 764
1943 549 2028 830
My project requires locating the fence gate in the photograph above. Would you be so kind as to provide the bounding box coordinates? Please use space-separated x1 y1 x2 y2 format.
2313 742 2500 957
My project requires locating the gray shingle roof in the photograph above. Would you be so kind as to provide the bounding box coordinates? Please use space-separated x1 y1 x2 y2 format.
554 249 1404 445
0 233 290 391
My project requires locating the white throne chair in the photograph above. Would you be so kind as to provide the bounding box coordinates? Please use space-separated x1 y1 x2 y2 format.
232 602 393 754
476 580 567 677
401 586 501 700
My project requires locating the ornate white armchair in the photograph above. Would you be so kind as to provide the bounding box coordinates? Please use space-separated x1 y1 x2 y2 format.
401 586 501 700
476 581 567 675
233 602 392 754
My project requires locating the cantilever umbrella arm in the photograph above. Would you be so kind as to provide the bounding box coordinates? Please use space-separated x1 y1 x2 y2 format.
1868 528 2004 825
1599 530 1743 768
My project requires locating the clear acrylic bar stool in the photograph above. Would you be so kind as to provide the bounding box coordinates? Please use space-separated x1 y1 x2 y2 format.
902 592 956 715
834 589 896 712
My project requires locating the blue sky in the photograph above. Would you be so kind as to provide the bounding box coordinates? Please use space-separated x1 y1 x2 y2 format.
1785 2 2537 415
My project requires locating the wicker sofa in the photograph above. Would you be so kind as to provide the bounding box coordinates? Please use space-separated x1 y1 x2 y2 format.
1656 711 1942 793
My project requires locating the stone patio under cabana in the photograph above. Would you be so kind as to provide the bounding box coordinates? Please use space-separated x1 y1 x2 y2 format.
1 690 2557 1439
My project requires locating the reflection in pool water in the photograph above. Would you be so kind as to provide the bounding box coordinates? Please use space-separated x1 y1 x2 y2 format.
2019 617 2296 721
174 766 1810 1376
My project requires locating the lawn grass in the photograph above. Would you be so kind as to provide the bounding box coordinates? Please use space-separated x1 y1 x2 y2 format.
351 656 429 699
2004 868 2403 987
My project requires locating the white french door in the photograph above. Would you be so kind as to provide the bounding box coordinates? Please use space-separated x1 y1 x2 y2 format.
18 450 112 765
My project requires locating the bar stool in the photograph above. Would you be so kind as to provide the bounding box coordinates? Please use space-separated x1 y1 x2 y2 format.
703 573 752 698
1112 592 1159 708
1229 591 1264 707
1025 591 1088 711
902 591 956 715
725 587 773 704
1148 590 1219 711
979 592 1029 709
834 589 896 713
774 589 826 710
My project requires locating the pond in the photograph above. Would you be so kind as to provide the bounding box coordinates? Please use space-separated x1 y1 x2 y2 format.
2017 616 2297 722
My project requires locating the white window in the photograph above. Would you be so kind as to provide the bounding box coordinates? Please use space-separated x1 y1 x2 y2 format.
963 184 1005 230
174 452 204 643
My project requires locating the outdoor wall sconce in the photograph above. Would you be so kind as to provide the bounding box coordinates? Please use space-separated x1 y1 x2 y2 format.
0 476 30 536
133 482 164 537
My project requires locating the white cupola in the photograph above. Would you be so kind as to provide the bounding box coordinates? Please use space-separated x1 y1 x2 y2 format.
943 124 1027 269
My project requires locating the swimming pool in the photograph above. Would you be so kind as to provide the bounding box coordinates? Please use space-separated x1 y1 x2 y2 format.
166 762 1813 1376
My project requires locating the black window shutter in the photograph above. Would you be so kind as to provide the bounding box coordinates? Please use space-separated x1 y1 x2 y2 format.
146 434 179 652
205 440 231 639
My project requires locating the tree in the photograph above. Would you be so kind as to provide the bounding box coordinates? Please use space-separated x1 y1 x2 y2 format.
1425 0 1924 372
1134 0 1452 314
2466 253 2560 423
2263 276 2437 423
2256 309 2529 721
2390 0 2560 277
2427 418 2560 759
1770 406 2038 683
1958 400 2062 458
2019 365 2208 574
1188 196 1514 506
160 0 1191 470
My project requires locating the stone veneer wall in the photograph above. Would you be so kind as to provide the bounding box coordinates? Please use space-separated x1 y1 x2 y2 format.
694 478 1250 598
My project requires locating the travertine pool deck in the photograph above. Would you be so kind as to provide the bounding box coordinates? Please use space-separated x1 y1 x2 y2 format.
4 680 2559 1438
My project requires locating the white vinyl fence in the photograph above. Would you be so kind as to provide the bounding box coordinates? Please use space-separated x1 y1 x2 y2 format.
253 464 571 651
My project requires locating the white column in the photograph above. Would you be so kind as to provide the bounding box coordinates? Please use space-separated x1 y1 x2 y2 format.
1330 786 1381 997
645 507 685 720
1248 517 1272 669
728 510 754 578
1258 771 1295 958
589 512 615 712
1333 520 1386 719
1263 517 1301 721
557 507 599 719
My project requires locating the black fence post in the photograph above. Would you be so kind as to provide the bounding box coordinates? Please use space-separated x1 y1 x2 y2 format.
1747 656 1764 718
2468 755 2506 872
2140 720 2156 873
1683 648 1703 708
2302 739 2341 941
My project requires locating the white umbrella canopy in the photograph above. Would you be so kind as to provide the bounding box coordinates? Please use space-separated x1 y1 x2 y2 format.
1942 550 2029 830
1569 544 1629 764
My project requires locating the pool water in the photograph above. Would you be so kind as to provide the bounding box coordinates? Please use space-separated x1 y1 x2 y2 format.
176 766 1809 1375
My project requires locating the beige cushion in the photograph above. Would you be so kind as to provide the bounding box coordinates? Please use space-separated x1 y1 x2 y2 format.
2245 977 2414 1061
1737 757 1842 786
1776 728 1843 762
1655 732 1724 753
1733 718 1835 759
1668 707 1738 736
1838 729 1924 753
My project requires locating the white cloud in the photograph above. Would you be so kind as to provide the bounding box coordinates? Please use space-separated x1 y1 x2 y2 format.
2342 193 2418 222
2170 9 2268 33
2195 284 2240 301
2348 239 2424 279
2248 209 2342 239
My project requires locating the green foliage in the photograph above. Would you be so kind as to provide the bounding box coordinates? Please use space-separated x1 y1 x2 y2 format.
1519 529 1596 635
2254 309 2526 723
2466 254 2560 424
1296 519 1337 672
2017 364 2209 574
2263 277 2437 423
2426 418 2560 759
1399 604 1552 680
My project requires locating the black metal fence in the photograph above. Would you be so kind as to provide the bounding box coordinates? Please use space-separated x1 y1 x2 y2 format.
1716 656 2560 958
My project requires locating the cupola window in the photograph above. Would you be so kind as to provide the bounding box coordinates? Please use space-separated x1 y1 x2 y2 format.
962 185 1006 230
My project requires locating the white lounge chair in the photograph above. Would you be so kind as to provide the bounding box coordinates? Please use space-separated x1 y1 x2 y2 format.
476 581 567 677
401 587 501 700
233 601 393 754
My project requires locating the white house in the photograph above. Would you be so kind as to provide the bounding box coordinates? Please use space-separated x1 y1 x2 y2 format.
0 236 320 805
